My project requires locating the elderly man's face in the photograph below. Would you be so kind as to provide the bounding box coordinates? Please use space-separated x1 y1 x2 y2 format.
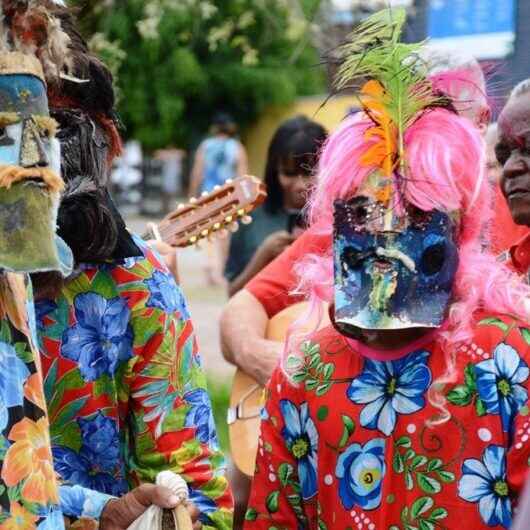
497 92 530 226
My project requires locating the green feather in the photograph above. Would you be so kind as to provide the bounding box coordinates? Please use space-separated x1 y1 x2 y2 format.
334 8 444 160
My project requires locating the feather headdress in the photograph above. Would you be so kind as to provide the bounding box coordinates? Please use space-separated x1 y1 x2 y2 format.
0 0 73 84
335 8 448 176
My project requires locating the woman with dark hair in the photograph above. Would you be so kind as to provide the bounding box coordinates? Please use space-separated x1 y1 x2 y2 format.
224 115 327 297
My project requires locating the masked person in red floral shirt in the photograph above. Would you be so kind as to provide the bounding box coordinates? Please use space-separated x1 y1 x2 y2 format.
244 9 530 529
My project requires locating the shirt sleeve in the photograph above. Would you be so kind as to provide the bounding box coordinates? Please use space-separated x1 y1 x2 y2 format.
126 271 233 530
506 323 530 497
59 484 114 520
244 367 314 529
246 229 328 318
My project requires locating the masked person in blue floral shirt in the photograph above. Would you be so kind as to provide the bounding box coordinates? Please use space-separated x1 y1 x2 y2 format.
29 3 233 529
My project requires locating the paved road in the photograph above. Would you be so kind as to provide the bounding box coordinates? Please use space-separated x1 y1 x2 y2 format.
127 215 236 381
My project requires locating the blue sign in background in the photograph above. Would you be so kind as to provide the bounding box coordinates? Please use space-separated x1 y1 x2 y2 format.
428 0 515 38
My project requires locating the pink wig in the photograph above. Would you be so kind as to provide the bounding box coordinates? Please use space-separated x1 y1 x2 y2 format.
286 108 530 424
430 67 491 129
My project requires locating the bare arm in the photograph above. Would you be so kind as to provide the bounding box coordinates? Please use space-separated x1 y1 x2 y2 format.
188 146 205 198
236 143 248 177
220 289 283 385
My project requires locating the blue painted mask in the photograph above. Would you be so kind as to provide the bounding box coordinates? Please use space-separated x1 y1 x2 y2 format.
333 176 459 331
0 54 72 275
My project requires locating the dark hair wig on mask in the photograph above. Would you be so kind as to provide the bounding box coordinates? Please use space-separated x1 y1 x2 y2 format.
264 116 327 214
39 2 140 266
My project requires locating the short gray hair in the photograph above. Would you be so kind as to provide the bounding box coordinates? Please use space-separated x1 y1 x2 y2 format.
510 78 530 100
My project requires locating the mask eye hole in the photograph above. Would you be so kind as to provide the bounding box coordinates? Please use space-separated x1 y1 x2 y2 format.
0 127 13 146
341 246 362 272
346 197 370 226
408 205 432 228
421 243 446 275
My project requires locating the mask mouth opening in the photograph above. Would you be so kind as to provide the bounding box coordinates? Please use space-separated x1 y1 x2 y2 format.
372 257 394 273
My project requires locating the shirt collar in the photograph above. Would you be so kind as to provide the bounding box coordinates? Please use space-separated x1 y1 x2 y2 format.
511 232 530 275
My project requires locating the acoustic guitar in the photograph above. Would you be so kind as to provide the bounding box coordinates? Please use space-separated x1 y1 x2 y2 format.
143 175 266 247
228 302 329 477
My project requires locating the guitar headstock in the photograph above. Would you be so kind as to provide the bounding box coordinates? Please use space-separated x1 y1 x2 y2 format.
157 175 267 248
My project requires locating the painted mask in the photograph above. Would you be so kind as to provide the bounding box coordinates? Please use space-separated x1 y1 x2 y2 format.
0 53 71 274
333 172 459 331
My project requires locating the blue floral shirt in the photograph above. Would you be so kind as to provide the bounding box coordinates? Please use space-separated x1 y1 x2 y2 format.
36 237 233 528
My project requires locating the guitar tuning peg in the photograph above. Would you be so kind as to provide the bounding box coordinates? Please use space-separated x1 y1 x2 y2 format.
229 222 239 233
214 185 221 191
177 203 185 210
189 235 198 244
226 179 233 184
241 215 252 225
201 191 209 197
201 229 209 237
225 215 233 223
237 208 245 217
213 222 221 231
189 197 198 204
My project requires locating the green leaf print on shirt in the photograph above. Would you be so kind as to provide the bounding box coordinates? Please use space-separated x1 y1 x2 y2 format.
392 436 455 494
389 496 448 530
446 363 487 417
291 342 336 396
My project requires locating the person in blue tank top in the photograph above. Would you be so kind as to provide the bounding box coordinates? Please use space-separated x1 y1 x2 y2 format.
189 113 248 285
189 113 248 196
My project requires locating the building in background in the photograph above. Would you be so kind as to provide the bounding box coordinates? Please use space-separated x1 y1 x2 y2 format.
326 0 529 103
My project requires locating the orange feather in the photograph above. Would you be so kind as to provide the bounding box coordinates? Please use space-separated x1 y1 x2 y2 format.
359 80 398 176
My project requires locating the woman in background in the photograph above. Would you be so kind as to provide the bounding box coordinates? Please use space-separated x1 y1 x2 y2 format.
224 115 327 297
225 115 327 529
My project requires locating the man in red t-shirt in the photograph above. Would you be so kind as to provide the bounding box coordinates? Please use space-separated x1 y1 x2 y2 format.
496 78 530 280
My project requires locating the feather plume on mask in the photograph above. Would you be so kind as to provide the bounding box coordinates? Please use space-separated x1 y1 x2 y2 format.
0 0 73 83
335 8 449 175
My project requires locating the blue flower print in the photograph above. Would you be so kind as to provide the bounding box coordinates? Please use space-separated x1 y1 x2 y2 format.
475 343 529 432
78 413 120 471
184 388 218 446
336 438 386 510
0 341 30 408
347 350 431 436
146 270 188 316
37 507 66 530
53 413 127 496
458 444 512 528
61 292 133 382
35 299 57 333
280 400 318 500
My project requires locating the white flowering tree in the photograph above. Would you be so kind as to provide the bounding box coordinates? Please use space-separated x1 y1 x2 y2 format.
71 0 325 151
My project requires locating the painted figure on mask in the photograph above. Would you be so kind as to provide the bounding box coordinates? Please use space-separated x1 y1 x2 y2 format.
333 173 460 331
246 9 530 530
0 52 71 274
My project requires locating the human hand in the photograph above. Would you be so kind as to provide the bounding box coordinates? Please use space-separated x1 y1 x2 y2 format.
257 231 294 265
99 484 201 529
147 240 179 283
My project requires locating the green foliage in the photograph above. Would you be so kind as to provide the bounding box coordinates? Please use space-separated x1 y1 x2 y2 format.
207 376 230 455
70 0 326 151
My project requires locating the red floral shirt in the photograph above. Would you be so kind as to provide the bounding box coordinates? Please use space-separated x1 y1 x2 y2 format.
246 313 530 529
